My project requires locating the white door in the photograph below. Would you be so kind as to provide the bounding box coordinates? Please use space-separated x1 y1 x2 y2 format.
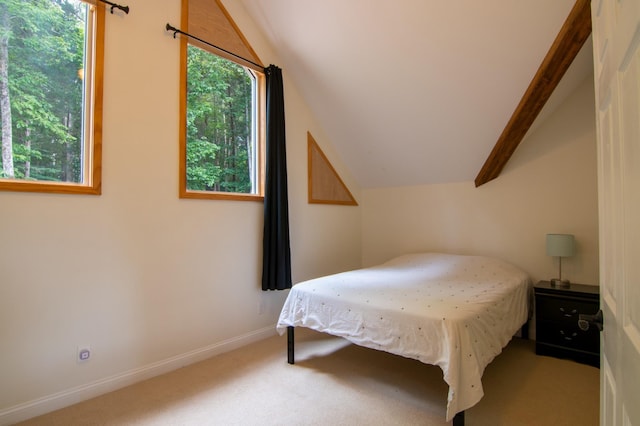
591 0 640 424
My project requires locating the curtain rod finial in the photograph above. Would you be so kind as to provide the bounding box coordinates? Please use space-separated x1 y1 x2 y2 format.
165 23 179 38
98 0 129 15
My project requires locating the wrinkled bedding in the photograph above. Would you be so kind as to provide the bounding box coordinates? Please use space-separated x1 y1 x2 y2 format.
276 253 530 420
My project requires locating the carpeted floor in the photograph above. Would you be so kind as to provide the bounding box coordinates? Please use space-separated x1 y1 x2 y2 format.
18 329 599 425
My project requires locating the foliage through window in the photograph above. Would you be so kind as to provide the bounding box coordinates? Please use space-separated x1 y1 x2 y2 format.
185 45 259 195
0 0 102 194
178 4 265 203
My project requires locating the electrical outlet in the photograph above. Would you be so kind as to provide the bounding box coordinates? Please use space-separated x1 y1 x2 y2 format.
77 345 91 363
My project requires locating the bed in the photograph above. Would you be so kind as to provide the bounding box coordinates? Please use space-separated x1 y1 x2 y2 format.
276 252 531 424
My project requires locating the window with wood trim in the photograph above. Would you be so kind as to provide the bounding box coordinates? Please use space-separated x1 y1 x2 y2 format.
0 0 103 195
179 0 265 201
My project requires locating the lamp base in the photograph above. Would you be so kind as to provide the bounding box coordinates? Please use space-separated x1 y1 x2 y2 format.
550 278 570 288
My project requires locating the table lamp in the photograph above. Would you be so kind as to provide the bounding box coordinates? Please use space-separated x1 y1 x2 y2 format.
546 233 575 288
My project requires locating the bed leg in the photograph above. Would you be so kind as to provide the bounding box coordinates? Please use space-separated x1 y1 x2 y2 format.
287 326 295 364
453 410 464 426
521 321 529 340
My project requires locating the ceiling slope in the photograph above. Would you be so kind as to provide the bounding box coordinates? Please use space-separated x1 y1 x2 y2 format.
474 0 592 187
238 0 594 188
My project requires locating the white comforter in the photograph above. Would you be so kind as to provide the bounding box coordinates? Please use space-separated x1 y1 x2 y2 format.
276 253 530 421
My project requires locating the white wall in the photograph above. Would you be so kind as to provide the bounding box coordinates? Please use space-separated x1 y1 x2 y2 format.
362 77 599 286
0 0 361 422
0 1 598 422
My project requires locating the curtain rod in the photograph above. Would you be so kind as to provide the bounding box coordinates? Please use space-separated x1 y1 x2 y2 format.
165 23 263 70
97 0 129 14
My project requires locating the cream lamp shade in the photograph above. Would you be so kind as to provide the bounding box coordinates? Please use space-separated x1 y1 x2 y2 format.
546 234 575 287
546 234 576 257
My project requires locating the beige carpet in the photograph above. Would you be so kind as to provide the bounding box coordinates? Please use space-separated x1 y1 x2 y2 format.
18 329 599 425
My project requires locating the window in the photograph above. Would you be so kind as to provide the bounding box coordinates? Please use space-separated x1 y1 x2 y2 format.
179 0 264 201
0 0 103 195
182 45 263 198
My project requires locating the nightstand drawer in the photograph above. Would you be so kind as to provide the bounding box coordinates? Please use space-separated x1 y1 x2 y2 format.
536 320 599 353
535 295 599 325
533 281 600 367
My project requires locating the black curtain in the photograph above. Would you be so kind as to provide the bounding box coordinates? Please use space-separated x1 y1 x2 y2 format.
261 65 292 291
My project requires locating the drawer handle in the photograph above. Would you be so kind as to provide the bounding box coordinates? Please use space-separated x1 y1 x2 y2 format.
559 330 578 341
559 307 578 317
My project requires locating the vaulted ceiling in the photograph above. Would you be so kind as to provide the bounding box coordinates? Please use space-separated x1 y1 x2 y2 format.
238 0 594 188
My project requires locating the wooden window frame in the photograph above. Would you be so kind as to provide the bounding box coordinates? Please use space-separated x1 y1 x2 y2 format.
0 1 104 195
178 0 265 202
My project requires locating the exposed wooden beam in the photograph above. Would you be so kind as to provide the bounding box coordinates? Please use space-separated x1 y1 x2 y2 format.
474 0 592 187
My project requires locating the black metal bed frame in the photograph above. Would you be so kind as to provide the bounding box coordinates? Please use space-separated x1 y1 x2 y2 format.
285 325 466 426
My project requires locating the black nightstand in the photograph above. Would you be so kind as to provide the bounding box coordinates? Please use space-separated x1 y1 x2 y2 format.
534 281 600 367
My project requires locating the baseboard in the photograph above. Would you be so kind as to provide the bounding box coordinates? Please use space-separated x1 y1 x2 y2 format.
0 325 277 425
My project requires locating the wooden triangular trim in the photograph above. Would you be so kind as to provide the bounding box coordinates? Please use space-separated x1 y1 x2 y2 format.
186 0 264 72
308 132 358 206
474 0 592 187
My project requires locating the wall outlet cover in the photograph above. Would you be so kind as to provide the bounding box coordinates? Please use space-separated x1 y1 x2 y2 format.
77 346 91 363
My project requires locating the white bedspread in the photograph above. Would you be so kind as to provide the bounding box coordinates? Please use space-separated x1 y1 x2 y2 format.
276 253 530 421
